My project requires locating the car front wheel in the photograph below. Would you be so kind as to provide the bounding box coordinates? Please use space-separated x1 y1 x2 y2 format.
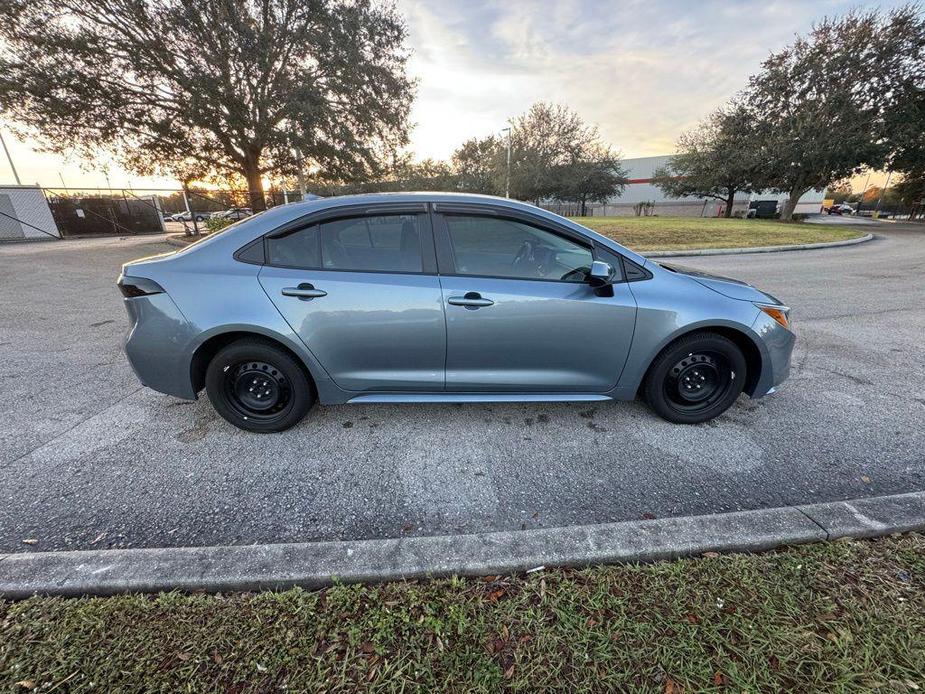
643 332 746 424
205 339 314 433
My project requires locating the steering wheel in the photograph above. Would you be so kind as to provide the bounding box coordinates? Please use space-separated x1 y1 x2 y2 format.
560 266 590 282
511 240 534 269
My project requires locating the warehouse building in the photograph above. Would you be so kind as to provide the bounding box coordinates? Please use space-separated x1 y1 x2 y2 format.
0 185 61 240
547 155 826 217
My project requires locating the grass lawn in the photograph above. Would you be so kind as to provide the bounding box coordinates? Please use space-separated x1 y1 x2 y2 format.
570 216 865 252
2 535 924 692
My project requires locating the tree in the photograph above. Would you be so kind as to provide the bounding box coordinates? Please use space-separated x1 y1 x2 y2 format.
893 174 925 216
508 103 604 204
452 136 503 194
393 158 456 191
0 0 415 209
305 155 454 195
744 6 925 220
861 186 885 204
883 41 925 215
825 180 856 204
886 88 925 177
552 146 627 216
652 103 759 218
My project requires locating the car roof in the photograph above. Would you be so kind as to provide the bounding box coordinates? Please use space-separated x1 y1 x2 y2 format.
282 191 529 211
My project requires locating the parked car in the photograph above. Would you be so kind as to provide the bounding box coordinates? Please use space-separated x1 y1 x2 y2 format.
118 193 794 433
169 211 209 222
746 200 780 219
825 203 855 215
210 207 253 221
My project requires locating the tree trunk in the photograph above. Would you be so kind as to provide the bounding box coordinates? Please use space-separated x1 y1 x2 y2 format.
580 196 587 217
724 188 736 218
243 149 266 212
780 187 805 221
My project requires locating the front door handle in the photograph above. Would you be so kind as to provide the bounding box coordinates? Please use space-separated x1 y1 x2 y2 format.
447 292 494 308
282 283 327 300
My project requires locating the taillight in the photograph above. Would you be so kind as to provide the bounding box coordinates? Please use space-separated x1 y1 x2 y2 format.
117 274 165 298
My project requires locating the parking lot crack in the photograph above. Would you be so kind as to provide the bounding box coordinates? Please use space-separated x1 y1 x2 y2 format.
5 386 144 467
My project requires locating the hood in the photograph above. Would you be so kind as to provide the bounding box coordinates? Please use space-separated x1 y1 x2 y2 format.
658 262 783 305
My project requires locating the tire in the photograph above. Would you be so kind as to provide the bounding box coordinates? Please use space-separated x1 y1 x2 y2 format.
642 332 747 424
205 338 314 433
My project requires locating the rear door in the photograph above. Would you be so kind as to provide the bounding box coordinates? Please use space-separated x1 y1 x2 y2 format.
433 208 637 392
258 206 446 392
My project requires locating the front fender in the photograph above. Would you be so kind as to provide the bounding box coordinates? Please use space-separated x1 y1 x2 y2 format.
609 271 766 399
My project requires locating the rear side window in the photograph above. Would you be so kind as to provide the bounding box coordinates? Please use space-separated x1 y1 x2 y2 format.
267 225 321 268
266 214 424 273
322 215 423 272
443 215 593 282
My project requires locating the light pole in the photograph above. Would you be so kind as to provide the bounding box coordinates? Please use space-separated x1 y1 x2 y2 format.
859 170 872 199
296 148 307 199
0 129 22 185
502 126 511 198
874 170 893 218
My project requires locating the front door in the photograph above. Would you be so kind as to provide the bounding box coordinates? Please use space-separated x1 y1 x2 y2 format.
434 211 637 392
258 210 446 392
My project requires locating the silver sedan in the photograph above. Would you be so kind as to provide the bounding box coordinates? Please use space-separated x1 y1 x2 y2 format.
118 193 794 432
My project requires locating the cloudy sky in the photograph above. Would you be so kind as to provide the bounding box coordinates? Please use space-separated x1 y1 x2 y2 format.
0 0 903 190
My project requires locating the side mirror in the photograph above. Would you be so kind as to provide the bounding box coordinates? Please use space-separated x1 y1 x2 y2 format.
588 260 616 288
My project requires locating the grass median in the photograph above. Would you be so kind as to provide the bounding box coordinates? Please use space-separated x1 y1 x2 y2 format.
570 216 865 252
2 534 924 692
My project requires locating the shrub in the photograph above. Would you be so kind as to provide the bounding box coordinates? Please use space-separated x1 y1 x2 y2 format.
204 217 234 234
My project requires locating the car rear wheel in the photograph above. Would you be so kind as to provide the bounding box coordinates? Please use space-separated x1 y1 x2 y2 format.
205 339 314 433
643 332 746 424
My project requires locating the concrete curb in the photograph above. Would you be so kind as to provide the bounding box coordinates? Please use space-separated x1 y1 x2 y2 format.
642 232 873 257
0 235 61 244
1 491 922 598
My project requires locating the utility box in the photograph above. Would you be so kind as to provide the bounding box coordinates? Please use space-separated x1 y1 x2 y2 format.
0 185 61 241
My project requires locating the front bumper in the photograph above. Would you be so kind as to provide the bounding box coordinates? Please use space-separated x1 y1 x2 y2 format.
122 292 199 399
750 309 796 397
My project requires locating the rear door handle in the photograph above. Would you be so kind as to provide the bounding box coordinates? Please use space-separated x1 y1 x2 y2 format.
447 292 494 308
282 283 327 300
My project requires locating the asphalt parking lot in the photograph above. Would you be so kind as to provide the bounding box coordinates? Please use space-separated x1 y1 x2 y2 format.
1 228 923 554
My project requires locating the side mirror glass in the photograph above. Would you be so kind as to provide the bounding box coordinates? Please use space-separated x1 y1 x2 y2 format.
588 260 616 288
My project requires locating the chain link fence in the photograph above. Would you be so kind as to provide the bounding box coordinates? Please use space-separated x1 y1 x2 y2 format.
37 187 316 238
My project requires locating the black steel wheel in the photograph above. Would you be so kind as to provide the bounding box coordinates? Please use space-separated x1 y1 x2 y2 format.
643 332 746 424
205 339 313 433
223 360 292 422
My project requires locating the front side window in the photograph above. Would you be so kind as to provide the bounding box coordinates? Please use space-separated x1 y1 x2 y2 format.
443 215 593 282
265 214 424 272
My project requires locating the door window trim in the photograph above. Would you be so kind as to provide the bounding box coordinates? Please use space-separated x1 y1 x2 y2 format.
240 199 642 284
258 205 438 275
